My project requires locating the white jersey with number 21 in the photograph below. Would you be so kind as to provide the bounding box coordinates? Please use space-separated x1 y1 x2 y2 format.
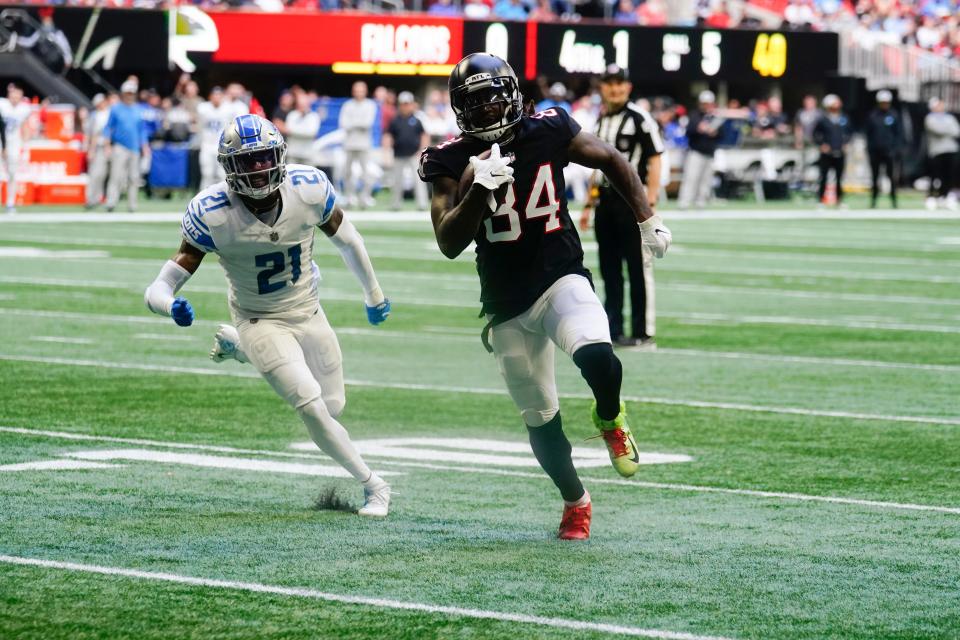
181 164 337 322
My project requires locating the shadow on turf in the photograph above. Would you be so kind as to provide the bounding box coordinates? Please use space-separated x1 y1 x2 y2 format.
311 485 358 514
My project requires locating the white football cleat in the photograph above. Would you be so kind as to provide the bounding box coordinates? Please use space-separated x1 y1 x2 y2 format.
357 480 390 518
209 323 248 363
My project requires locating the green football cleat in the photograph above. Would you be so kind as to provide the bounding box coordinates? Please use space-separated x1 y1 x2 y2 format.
591 401 640 478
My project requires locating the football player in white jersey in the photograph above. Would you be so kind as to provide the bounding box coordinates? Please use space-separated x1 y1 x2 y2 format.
0 85 33 213
197 87 247 189
144 115 393 517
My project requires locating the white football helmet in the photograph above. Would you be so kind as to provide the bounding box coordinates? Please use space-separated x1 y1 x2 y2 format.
217 114 287 199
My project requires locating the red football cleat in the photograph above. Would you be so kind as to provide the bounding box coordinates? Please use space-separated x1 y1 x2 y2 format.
558 500 592 540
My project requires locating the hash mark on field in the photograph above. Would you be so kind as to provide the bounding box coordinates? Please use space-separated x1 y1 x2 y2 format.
0 555 735 640
3 427 959 515
133 333 200 342
30 336 94 345
0 460 120 472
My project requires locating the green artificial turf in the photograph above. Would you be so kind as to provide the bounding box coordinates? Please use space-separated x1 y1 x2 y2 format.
0 209 958 639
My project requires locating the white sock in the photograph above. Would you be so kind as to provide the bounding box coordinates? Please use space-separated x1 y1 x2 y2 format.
564 489 590 508
297 399 372 483
362 473 386 489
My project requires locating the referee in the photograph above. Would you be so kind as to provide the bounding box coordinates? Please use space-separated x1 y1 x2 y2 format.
580 65 664 348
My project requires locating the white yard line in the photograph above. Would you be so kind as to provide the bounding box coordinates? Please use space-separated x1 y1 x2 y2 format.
0 555 733 640
3 426 958 515
2 354 960 428
3 425 959 516
30 336 94 345
667 283 960 307
132 333 201 342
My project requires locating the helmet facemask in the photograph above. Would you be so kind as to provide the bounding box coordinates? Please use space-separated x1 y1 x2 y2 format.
451 76 522 143
221 144 287 199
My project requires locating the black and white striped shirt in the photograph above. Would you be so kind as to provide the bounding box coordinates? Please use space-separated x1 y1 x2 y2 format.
594 103 664 185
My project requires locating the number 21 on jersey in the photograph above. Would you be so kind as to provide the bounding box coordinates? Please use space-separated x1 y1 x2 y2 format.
256 244 302 294
484 163 561 243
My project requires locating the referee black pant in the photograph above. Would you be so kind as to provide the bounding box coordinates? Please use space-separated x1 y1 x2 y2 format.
594 194 653 340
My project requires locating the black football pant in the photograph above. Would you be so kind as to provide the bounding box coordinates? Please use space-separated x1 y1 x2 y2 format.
818 153 846 203
594 195 650 340
928 152 956 198
869 152 898 206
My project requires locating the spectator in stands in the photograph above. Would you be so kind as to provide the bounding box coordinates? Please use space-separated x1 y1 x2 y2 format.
19 7 72 75
463 0 493 18
703 0 734 28
338 81 378 209
812 94 852 208
638 0 668 25
84 93 111 210
535 82 572 113
864 89 904 209
494 0 528 19
384 91 429 211
614 0 638 23
924 97 959 210
794 94 820 149
271 91 294 135
104 79 149 213
285 92 320 167
529 0 558 21
783 0 819 30
678 90 722 210
428 0 461 15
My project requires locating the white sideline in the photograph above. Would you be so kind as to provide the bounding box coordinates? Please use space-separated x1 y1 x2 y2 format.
3 353 960 428
3 426 958 515
0 555 734 640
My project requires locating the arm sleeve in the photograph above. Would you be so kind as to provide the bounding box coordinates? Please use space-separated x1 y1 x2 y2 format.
144 260 192 316
328 218 383 307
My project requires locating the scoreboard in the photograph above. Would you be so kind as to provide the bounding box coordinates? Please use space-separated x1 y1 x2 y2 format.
463 21 839 83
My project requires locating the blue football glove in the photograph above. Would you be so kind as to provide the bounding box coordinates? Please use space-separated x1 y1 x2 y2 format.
365 299 391 326
171 297 195 327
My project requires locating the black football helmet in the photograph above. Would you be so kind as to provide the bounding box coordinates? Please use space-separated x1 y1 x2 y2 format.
448 53 523 142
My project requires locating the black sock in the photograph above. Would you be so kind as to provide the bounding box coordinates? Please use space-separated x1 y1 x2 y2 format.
572 343 623 421
527 413 585 503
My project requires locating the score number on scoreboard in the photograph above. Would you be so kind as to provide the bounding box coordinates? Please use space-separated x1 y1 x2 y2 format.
660 31 787 79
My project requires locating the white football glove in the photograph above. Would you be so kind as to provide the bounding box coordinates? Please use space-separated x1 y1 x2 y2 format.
210 323 248 364
638 214 672 259
469 143 514 191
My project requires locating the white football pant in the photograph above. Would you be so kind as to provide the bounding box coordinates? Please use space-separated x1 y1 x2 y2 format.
489 274 611 427
237 308 372 482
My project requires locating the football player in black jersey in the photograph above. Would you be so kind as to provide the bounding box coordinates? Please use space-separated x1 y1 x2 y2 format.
418 53 671 540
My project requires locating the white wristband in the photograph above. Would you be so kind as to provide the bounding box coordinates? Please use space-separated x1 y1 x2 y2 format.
144 260 191 316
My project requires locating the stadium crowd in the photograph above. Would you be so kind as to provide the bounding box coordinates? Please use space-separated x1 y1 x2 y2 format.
12 0 960 59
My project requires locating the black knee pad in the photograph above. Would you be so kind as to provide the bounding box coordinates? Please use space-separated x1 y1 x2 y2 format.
572 342 621 387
